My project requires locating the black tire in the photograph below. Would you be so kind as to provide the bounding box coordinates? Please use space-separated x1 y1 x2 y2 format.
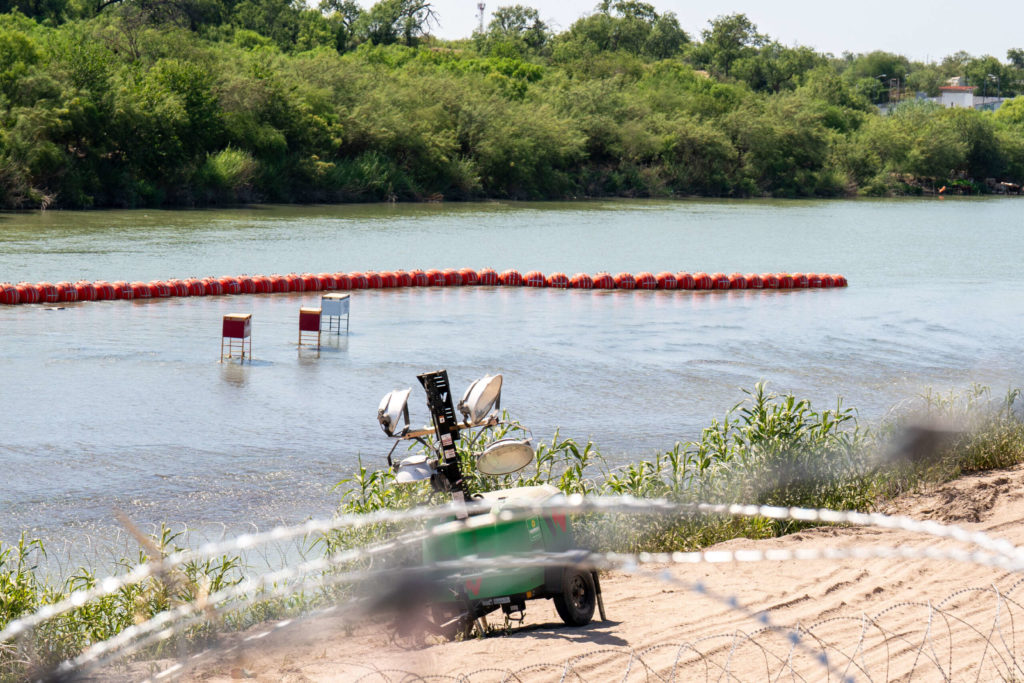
553 569 596 626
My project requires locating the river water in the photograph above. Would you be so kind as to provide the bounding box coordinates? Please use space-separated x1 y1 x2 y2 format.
1 198 1022 562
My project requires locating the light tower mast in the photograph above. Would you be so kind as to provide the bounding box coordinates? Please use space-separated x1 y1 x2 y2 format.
477 2 485 33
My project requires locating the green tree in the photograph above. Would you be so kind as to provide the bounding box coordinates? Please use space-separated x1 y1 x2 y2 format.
0 0 68 24
554 0 686 61
699 13 763 78
732 42 824 93
352 0 437 46
317 0 361 51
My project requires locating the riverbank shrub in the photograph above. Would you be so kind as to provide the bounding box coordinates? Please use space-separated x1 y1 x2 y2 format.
3 7 1024 208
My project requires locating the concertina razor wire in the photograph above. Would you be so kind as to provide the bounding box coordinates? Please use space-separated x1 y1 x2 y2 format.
9 494 1024 680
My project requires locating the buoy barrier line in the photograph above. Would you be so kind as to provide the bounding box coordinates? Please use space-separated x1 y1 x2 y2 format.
0 270 848 305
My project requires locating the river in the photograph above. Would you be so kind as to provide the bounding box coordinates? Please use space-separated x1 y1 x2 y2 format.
1 197 1022 566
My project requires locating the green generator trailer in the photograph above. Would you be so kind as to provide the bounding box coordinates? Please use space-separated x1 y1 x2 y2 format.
376 370 606 638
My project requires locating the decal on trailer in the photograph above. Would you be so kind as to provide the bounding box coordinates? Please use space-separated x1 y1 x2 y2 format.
545 513 567 534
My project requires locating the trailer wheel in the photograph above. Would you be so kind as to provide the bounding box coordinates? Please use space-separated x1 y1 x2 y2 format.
553 569 596 626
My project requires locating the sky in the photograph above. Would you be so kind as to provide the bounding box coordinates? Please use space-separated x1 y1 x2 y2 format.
416 0 1024 64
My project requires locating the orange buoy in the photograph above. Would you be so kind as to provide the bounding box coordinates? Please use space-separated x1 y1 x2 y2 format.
635 272 657 290
219 276 242 295
186 278 207 296
655 271 677 289
676 272 696 290
425 269 445 286
710 273 730 290
317 273 336 290
251 275 271 293
113 280 133 299
499 269 523 286
37 282 59 303
203 278 224 296
546 272 569 288
523 270 545 288
592 272 615 289
442 268 461 286
17 282 41 303
0 283 19 305
268 275 288 293
409 269 428 286
745 273 764 289
833 274 848 287
365 271 383 288
776 273 794 289
148 280 171 298
727 273 745 290
791 272 809 288
393 270 412 287
692 272 712 290
807 273 823 288
459 267 479 285
333 273 353 290
820 274 835 288
94 281 116 300
131 281 153 298
284 274 303 292
379 271 397 288
300 273 320 292
166 279 188 296
477 268 499 285
761 273 779 289
570 272 593 289
75 281 97 301
614 272 636 289
349 272 368 289
55 281 78 302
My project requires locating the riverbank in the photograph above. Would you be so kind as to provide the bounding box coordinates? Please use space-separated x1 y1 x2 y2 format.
10 382 1024 680
98 462 1024 681
3 11 1024 210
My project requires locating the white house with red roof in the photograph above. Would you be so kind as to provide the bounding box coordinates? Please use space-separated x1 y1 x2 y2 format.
939 85 975 108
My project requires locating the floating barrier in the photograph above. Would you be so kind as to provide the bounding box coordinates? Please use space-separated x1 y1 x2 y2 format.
0 268 848 305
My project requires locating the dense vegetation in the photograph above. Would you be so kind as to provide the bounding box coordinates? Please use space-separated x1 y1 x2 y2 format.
4 0 1024 207
3 383 1024 675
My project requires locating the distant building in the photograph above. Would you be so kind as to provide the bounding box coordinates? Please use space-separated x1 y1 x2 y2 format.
939 85 975 108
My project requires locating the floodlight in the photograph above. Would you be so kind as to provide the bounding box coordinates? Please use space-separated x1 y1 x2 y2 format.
377 388 411 437
476 438 534 476
395 454 433 483
458 374 503 425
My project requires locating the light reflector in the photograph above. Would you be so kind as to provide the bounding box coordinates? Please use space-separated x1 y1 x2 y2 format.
458 374 503 425
477 438 534 476
377 388 411 437
395 454 433 483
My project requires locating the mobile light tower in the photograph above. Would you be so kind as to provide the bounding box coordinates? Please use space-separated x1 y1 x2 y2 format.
377 370 606 638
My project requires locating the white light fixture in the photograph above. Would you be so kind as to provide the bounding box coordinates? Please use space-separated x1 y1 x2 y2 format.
395 454 433 483
477 438 534 476
458 374 503 426
377 388 411 437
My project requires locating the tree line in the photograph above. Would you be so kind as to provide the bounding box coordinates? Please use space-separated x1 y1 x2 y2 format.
3 0 1024 208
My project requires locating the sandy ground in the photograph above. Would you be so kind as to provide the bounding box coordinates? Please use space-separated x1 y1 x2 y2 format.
124 464 1024 681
